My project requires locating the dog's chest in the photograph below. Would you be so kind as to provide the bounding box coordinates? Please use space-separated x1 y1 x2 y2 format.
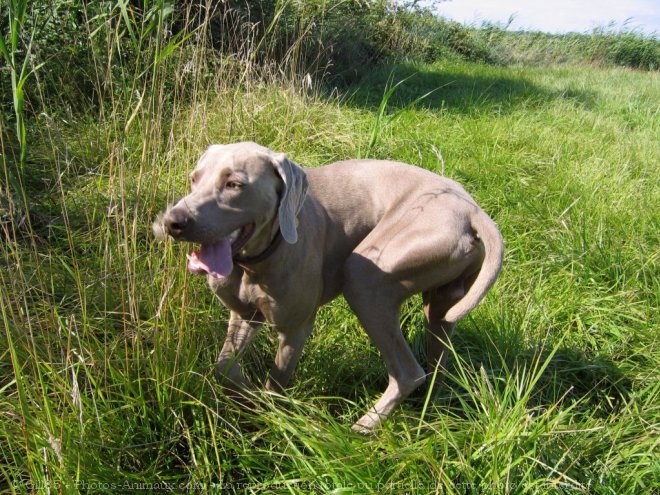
208 272 288 325
235 282 277 320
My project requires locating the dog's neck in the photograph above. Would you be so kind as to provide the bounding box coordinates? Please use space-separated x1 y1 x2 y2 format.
234 215 284 269
234 228 283 268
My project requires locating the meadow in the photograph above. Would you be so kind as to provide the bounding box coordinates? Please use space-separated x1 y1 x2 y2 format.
1 2 658 493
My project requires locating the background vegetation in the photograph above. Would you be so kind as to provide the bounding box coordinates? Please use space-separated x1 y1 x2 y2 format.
1 1 658 493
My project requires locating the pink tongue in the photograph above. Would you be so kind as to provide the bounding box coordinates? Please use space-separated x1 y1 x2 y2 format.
187 238 233 278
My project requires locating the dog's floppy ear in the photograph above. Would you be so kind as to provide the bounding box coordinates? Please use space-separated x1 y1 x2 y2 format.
271 152 308 244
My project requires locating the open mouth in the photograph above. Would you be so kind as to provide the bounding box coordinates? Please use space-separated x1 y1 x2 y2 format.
186 223 255 278
227 223 255 254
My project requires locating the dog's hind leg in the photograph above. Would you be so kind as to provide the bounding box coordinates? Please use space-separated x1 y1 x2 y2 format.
343 256 426 433
424 270 480 376
423 285 461 377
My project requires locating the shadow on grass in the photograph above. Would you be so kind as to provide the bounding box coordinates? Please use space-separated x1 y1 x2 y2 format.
297 303 631 420
342 62 597 114
440 323 632 413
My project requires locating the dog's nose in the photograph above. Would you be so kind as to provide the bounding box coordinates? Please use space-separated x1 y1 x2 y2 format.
163 209 190 238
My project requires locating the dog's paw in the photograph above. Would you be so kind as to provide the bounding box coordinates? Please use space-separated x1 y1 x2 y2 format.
351 410 384 434
351 422 374 435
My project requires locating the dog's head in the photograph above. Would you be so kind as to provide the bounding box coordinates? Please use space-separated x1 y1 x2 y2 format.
154 142 308 277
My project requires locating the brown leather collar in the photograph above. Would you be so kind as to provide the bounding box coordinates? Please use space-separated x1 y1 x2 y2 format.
233 229 283 266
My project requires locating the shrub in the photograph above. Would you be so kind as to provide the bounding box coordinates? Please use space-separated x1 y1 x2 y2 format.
480 24 659 70
606 31 659 70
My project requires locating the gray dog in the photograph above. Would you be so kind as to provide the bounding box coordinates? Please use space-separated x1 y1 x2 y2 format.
154 142 503 432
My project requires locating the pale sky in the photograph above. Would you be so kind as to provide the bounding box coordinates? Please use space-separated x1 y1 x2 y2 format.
432 0 660 34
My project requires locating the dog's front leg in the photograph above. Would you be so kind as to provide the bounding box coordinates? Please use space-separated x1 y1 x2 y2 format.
217 310 263 391
265 317 315 393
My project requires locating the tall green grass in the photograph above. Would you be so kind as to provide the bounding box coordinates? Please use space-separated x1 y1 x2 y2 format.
1 1 658 493
483 25 660 69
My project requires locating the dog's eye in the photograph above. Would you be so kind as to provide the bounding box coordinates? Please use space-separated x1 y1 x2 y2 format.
225 180 242 190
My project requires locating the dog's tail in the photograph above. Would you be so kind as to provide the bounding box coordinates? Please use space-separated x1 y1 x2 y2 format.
444 210 504 323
